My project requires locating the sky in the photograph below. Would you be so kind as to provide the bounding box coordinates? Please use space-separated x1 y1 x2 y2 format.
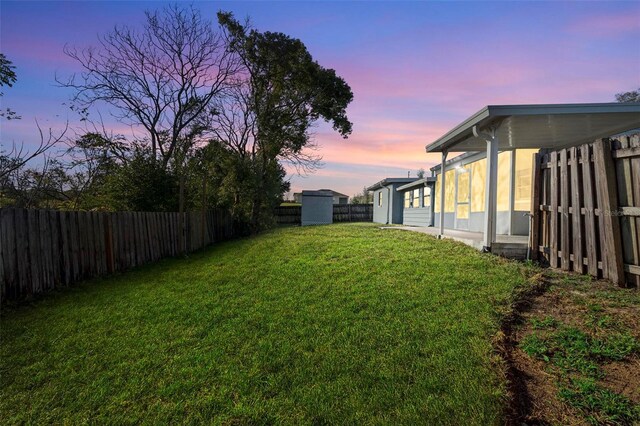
1 1 639 198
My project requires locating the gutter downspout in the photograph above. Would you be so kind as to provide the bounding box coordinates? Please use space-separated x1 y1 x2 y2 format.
385 185 392 224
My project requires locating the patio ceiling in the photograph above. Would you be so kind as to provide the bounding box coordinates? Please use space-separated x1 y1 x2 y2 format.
425 103 640 153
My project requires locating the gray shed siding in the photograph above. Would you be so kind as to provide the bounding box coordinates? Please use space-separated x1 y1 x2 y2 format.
301 191 333 226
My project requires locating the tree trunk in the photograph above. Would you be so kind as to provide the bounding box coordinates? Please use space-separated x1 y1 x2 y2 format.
178 172 185 254
201 171 207 247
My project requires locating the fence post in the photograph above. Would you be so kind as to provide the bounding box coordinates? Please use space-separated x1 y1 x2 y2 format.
570 147 584 273
104 213 115 274
560 149 570 270
593 138 626 286
580 144 598 277
530 151 542 261
549 151 559 268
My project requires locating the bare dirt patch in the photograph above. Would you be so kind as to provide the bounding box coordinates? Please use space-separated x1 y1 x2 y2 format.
500 271 640 425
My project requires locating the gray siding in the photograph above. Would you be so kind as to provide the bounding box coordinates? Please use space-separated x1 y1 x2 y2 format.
372 184 406 224
372 188 389 224
511 210 530 235
301 192 333 226
433 210 526 235
402 207 432 227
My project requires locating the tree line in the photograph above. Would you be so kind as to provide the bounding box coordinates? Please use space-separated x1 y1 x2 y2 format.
0 6 353 233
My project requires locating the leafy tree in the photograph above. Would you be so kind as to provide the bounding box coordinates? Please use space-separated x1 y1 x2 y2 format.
0 53 20 119
416 168 425 179
615 88 640 103
216 12 353 232
351 186 372 204
103 148 179 211
0 53 17 87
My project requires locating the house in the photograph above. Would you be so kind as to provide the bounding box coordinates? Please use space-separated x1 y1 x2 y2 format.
367 178 417 224
424 102 640 256
293 189 348 205
396 178 436 227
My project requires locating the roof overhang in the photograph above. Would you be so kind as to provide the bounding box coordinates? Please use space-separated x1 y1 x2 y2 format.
396 177 436 191
425 103 640 153
367 178 416 192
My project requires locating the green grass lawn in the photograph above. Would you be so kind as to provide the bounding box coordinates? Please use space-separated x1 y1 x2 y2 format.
1 224 533 424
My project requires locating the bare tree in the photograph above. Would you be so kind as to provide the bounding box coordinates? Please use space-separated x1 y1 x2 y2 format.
0 120 68 181
58 5 240 168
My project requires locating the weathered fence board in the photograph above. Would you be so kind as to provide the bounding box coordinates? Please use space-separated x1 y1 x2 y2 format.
533 135 640 287
0 208 235 303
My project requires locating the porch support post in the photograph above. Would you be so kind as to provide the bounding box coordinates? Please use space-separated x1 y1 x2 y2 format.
439 150 448 237
474 125 498 251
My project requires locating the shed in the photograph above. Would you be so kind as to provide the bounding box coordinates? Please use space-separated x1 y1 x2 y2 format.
301 190 333 226
367 178 418 224
396 178 436 227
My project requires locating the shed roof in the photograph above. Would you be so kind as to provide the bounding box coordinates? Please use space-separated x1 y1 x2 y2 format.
366 178 416 191
396 177 436 191
425 103 640 153
294 189 348 198
301 190 333 197
318 189 349 198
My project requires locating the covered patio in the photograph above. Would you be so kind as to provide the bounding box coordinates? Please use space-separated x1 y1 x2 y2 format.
425 102 640 253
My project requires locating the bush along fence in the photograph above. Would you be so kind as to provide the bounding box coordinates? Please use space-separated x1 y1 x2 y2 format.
0 208 235 303
274 204 373 225
530 135 640 287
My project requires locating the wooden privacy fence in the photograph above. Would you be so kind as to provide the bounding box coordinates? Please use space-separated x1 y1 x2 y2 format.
530 136 640 287
274 204 373 225
332 204 373 222
274 206 302 224
0 208 235 302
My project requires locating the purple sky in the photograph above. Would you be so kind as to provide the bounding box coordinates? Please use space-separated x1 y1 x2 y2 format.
1 1 639 198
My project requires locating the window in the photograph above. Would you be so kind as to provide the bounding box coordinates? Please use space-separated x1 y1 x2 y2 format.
456 166 470 219
413 189 421 208
457 167 470 203
404 191 410 208
471 158 486 212
514 149 537 211
497 151 511 211
423 187 431 207
457 204 470 220
444 169 455 213
434 176 441 213
378 192 383 207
